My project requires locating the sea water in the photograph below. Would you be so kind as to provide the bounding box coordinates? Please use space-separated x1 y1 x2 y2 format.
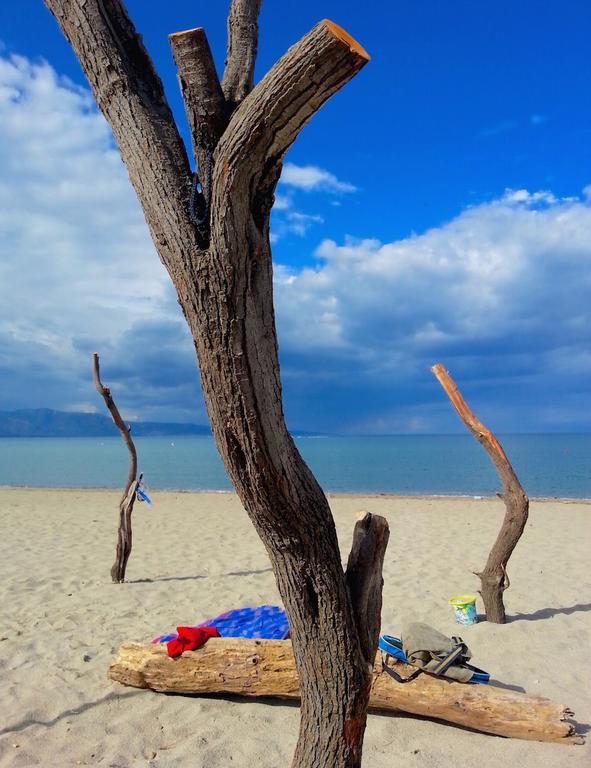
0 434 589 498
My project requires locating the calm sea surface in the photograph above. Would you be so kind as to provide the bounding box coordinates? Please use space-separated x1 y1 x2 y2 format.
0 434 589 498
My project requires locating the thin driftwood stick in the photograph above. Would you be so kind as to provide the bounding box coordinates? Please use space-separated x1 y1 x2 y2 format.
222 0 263 110
431 364 529 623
92 353 138 583
345 512 390 664
108 639 580 744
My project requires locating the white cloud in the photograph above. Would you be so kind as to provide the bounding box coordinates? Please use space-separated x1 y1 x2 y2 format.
283 211 324 236
0 53 201 420
271 191 324 239
280 163 357 194
274 188 591 382
272 161 356 240
272 194 291 211
501 188 557 205
2 52 591 432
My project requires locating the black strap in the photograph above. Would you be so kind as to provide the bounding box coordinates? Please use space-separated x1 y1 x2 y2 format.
381 653 422 684
462 661 489 676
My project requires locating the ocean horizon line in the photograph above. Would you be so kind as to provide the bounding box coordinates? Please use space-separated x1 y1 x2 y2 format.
1 430 590 438
1 484 589 503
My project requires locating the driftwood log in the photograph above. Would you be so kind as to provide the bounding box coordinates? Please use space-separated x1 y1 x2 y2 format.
92 352 139 583
431 364 529 623
109 639 579 744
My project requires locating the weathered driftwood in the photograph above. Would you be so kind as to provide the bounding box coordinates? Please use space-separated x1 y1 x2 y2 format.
431 364 529 623
92 353 138 583
109 639 579 744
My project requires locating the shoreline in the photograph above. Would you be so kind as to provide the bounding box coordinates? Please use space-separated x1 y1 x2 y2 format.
1 485 590 503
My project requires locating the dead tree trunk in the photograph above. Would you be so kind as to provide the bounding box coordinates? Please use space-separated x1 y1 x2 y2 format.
45 2 388 765
92 353 139 583
431 364 529 623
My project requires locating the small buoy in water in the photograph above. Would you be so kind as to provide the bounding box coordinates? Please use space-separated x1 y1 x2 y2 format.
171 442 175 447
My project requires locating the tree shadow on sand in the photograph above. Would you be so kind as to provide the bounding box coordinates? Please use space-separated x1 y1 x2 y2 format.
507 602 591 622
487 680 526 693
225 568 273 577
0 690 141 737
127 567 272 583
127 574 208 583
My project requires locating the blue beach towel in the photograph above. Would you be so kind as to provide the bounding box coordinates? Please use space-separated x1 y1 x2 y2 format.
152 605 290 644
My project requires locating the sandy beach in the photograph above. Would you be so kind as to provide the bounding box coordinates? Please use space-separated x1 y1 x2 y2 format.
0 488 589 767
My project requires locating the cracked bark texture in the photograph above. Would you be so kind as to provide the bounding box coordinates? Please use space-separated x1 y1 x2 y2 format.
432 364 529 623
44 1 387 766
222 0 263 111
169 28 227 208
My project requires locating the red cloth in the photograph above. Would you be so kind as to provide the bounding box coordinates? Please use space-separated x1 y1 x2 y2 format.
167 626 220 658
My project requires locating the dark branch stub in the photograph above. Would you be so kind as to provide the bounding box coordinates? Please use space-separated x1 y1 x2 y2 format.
346 512 390 664
431 364 529 623
188 173 209 245
92 353 139 583
169 26 228 245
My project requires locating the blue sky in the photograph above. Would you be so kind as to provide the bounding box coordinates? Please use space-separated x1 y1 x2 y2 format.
1 1 590 432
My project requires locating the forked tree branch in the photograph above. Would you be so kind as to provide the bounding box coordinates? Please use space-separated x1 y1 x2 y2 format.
201 19 370 517
345 513 390 664
431 364 529 623
219 19 370 167
169 28 227 206
222 0 263 110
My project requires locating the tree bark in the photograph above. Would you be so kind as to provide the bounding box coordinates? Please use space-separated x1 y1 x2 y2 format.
193 23 374 766
45 1 384 765
92 353 138 583
222 0 263 111
108 639 580 744
169 28 227 221
431 364 530 623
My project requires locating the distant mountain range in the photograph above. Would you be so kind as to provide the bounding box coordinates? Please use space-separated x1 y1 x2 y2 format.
0 409 211 438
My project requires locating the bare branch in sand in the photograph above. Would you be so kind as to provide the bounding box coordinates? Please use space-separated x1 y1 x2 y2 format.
431 363 529 623
92 352 138 583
